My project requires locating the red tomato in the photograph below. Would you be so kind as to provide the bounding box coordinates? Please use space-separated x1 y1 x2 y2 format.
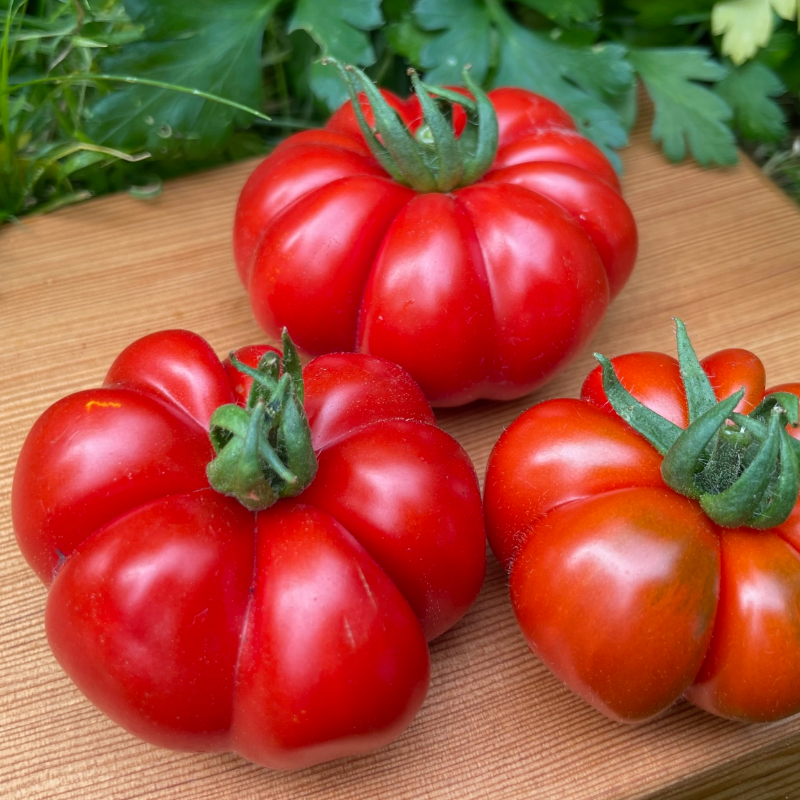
234 81 637 407
485 341 800 723
12 330 486 768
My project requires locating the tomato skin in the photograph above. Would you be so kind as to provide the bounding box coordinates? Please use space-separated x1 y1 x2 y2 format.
487 87 577 142
46 490 254 750
487 345 800 723
452 182 608 401
12 330 485 767
581 352 688 427
484 399 664 570
485 162 636 298
104 328 234 427
248 175 415 354
685 530 800 722
701 349 765 415
12 388 213 583
511 488 720 722
234 87 638 406
356 192 495 406
301 420 485 640
493 128 620 191
301 352 435 450
581 348 768 426
231 505 429 770
232 142 383 285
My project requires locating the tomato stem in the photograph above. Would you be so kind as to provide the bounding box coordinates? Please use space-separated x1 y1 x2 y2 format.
206 329 317 511
326 58 499 193
596 320 800 529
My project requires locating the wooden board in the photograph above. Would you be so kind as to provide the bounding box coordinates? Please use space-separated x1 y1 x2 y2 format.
3 109 800 800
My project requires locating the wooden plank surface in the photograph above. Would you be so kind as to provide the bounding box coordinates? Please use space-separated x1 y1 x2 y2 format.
2 112 800 800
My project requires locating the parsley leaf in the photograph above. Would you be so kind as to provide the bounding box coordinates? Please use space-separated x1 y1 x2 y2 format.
629 48 737 165
492 19 633 166
715 60 787 141
711 0 796 65
415 0 492 84
386 16 433 65
89 0 277 155
415 1 633 168
289 0 384 109
517 0 601 26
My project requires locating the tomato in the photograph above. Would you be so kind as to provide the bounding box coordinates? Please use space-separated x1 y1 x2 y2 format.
234 68 637 407
484 324 800 723
12 329 486 768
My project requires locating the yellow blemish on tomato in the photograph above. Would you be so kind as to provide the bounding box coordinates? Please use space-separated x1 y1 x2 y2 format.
85 400 122 411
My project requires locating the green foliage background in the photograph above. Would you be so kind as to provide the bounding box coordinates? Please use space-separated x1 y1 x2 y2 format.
2 0 799 222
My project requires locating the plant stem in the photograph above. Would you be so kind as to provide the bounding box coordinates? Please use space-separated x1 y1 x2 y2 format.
2 74 274 123
1 1 20 169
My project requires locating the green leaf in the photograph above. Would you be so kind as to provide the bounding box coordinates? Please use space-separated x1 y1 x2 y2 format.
517 0 601 26
383 0 415 21
415 0 493 84
89 0 277 155
492 21 634 166
289 0 383 109
773 28 800 92
711 0 796 65
415 2 633 166
546 37 635 99
772 0 799 18
610 83 639 133
305 62 351 110
385 16 433 65
290 0 382 63
715 61 787 141
629 48 737 166
624 0 716 27
758 28 800 69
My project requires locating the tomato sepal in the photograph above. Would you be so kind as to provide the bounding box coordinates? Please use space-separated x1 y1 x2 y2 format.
597 321 800 529
661 389 745 498
207 330 317 511
328 59 499 193
593 351 681 454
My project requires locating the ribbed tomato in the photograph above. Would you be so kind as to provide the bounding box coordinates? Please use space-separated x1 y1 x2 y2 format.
485 322 800 723
234 67 637 406
12 329 486 768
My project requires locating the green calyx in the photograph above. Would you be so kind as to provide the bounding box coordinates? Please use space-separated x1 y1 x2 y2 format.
595 319 800 530
206 329 317 512
328 58 499 193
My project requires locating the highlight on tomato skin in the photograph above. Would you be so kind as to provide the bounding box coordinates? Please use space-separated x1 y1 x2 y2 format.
485 321 800 725
233 66 638 407
11 328 487 770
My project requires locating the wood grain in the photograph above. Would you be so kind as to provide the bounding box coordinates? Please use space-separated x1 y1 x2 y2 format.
641 731 800 800
2 110 800 800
